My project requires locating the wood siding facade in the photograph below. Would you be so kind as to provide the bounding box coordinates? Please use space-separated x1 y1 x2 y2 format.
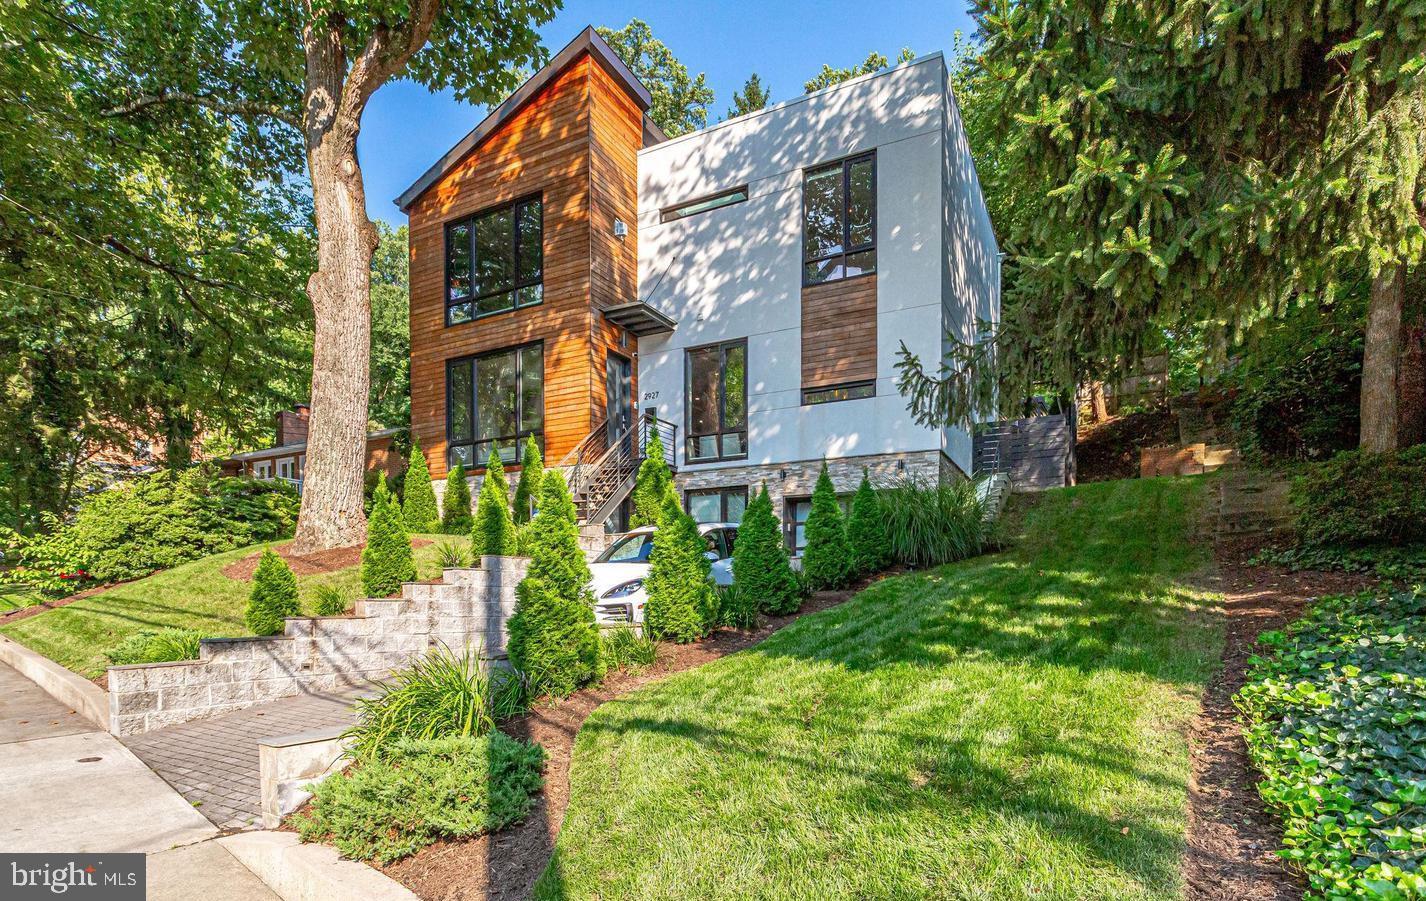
406 53 644 480
800 274 878 390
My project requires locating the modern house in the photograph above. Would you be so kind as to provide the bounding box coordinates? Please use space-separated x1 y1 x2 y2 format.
397 27 998 549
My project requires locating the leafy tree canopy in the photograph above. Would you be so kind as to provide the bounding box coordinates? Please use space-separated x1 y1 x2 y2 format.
598 19 713 136
804 48 915 93
369 223 411 430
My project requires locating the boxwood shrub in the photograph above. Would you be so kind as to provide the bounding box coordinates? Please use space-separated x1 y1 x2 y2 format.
1235 587 1426 899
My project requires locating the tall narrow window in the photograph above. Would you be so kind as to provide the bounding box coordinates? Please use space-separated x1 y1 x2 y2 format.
685 339 748 463
446 343 543 468
444 195 543 325
803 153 876 285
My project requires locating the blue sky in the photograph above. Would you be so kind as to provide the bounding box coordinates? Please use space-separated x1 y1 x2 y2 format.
361 0 978 225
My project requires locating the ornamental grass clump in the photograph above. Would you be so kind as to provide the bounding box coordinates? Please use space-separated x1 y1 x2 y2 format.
644 499 717 642
731 485 799 615
506 471 602 697
361 478 415 598
878 477 986 569
106 628 206 665
1234 587 1426 900
401 439 440 533
801 462 853 591
472 450 517 557
512 437 543 524
245 548 299 635
311 584 351 617
441 461 473 534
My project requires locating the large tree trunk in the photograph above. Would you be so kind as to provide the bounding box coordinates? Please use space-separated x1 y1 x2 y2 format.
1088 381 1109 422
1397 285 1426 448
1360 264 1405 453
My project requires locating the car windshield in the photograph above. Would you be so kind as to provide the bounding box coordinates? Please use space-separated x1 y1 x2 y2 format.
596 532 654 564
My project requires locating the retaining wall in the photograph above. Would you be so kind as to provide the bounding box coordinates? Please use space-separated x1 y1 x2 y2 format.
107 557 529 736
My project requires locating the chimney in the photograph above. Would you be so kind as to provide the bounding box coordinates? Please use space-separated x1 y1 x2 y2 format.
275 403 311 447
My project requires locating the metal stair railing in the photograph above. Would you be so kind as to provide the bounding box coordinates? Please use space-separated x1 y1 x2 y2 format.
559 412 679 524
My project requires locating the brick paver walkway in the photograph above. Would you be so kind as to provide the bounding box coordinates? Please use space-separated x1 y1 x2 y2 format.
121 688 365 830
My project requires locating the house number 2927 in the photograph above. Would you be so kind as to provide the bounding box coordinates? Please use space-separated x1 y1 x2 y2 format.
642 391 659 401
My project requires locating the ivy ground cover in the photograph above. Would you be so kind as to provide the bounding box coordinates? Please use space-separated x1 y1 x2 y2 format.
536 478 1222 899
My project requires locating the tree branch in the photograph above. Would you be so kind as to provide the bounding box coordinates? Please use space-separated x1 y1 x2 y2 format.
103 89 299 128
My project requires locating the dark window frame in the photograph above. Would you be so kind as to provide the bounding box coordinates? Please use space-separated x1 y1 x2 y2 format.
659 185 749 223
684 338 749 464
444 341 544 471
443 193 544 327
783 493 853 554
684 486 749 524
802 379 876 406
801 151 877 286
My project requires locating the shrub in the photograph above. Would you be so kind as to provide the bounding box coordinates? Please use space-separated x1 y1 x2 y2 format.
246 548 299 636
1235 587 1426 900
878 477 986 569
436 541 469 569
0 468 299 593
506 472 602 697
644 499 717 642
401 440 440 533
846 471 889 578
600 625 658 671
472 451 517 557
802 462 853 591
441 462 473 534
1289 445 1426 550
512 437 543 525
361 479 415 598
106 628 205 666
295 732 544 864
629 432 677 528
731 485 799 615
312 584 351 617
713 583 758 629
346 644 526 758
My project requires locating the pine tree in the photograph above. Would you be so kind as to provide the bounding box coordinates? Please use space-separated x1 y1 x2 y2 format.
246 548 299 636
727 73 770 118
644 497 717 642
630 432 678 527
511 436 543 524
400 439 440 533
472 450 517 557
506 471 601 696
732 485 800 615
802 461 852 591
362 478 415 597
846 470 888 578
441 461 473 534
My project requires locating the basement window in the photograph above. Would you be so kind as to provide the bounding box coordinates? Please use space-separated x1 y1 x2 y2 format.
660 186 749 223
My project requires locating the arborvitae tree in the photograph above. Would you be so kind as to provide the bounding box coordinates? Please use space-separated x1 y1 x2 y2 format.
630 432 678 527
506 471 601 696
802 461 852 591
472 451 517 557
401 439 440 533
246 548 299 636
362 478 415 597
644 496 717 642
732 485 800 615
511 436 543 524
441 461 473 534
846 470 888 578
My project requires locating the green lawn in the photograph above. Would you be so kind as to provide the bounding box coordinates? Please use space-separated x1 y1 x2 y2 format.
537 477 1223 900
0 534 452 679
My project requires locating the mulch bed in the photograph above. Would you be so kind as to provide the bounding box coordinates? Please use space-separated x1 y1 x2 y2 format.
376 582 865 901
1181 536 1378 900
222 538 433 581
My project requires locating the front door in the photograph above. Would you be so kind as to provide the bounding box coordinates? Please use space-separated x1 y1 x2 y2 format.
605 352 633 445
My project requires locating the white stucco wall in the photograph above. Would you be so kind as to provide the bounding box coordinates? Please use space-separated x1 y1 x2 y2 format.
635 54 995 477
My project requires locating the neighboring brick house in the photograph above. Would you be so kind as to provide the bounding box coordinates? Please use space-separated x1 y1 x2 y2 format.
219 404 405 490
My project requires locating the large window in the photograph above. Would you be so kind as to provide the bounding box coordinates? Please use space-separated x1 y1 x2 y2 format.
686 339 747 463
803 152 876 285
685 487 748 524
446 343 543 469
444 196 543 326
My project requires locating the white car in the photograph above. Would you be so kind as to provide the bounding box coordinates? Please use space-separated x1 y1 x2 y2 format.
589 522 738 625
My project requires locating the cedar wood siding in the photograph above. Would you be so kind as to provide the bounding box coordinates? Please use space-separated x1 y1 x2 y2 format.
407 53 643 480
801 274 878 389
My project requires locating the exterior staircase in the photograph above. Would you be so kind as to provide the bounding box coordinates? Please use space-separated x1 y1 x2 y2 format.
1211 469 1295 542
560 412 677 526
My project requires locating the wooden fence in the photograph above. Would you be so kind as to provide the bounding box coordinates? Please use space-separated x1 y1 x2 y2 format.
972 413 1076 491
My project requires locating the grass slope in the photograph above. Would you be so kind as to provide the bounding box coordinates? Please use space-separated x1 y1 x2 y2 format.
0 535 449 679
538 477 1222 900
